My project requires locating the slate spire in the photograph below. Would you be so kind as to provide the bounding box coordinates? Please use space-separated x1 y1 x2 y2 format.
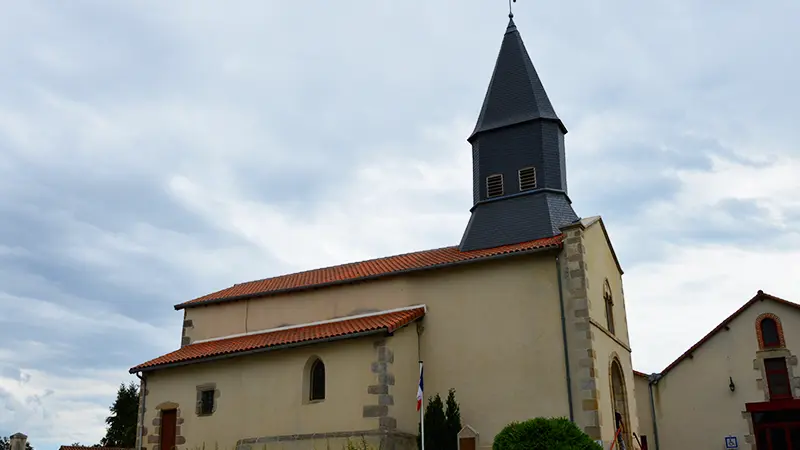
469 16 566 141
459 16 579 252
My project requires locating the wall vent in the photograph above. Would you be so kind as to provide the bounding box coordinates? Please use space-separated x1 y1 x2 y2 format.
519 167 537 191
486 174 504 198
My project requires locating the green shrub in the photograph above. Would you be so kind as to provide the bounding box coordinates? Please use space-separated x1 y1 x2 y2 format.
492 417 602 450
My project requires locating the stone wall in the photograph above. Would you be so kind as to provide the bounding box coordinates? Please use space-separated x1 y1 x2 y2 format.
236 430 416 450
559 224 602 441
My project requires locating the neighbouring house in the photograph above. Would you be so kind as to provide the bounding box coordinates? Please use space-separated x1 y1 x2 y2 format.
634 290 800 450
130 15 640 450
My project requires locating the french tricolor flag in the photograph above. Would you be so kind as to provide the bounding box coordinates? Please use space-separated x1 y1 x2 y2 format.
416 363 424 411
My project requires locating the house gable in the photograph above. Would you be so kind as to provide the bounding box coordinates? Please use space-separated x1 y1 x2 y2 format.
658 291 800 378
636 291 800 450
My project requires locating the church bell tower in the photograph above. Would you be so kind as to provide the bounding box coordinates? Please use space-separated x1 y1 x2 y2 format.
459 15 579 252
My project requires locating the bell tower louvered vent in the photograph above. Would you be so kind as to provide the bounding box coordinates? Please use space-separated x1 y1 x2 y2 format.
519 167 537 191
486 174 504 197
458 16 579 252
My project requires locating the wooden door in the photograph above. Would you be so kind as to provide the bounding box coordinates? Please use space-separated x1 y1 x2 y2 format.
756 423 800 450
458 437 476 450
160 410 177 450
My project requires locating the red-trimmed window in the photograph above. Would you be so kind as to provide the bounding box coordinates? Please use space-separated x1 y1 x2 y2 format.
760 318 781 348
765 357 792 400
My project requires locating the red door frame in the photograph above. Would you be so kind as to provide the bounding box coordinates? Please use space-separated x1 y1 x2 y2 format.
755 421 800 449
747 399 800 450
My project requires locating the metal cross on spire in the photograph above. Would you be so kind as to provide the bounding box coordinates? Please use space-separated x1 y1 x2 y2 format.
508 0 516 18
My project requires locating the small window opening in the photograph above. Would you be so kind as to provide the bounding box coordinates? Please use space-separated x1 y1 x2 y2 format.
486 174 504 198
310 359 326 401
604 280 615 335
765 357 792 399
761 318 781 348
518 167 537 191
199 389 214 415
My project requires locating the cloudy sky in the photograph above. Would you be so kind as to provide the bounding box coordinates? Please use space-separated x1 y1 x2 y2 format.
1 0 799 447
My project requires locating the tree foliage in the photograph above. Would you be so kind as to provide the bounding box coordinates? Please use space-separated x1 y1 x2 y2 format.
100 382 140 448
0 436 33 450
444 389 462 450
424 393 447 450
493 417 602 450
416 389 462 450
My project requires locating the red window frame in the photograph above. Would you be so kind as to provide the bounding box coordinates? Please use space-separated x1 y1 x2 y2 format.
765 357 792 400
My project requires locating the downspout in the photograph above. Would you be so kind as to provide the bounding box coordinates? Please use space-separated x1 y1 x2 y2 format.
556 256 575 421
136 371 147 450
647 373 661 450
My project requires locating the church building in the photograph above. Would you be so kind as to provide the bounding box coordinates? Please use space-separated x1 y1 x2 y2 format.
131 15 640 450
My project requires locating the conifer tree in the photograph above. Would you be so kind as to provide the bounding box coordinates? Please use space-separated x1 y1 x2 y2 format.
444 389 462 450
421 394 447 450
100 382 139 448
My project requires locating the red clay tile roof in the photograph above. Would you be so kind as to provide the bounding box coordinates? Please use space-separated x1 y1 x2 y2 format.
130 305 426 373
175 235 563 310
655 291 799 378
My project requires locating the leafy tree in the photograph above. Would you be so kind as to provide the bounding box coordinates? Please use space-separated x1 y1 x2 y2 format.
0 436 33 450
493 417 602 450
444 388 462 450
100 382 140 448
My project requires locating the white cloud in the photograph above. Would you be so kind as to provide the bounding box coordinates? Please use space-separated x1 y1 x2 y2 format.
627 243 800 373
0 367 127 447
167 118 475 274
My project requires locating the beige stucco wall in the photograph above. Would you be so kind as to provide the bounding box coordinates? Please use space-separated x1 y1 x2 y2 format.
183 276 416 344
643 299 800 450
582 221 629 347
390 324 422 436
414 256 571 448
632 374 654 446
142 335 382 450
146 253 573 450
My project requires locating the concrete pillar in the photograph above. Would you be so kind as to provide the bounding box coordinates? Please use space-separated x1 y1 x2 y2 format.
10 433 28 450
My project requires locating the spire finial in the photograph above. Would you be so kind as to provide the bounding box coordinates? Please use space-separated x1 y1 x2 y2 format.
508 0 516 18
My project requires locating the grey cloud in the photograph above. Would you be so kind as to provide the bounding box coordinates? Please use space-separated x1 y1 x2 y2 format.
1 0 799 446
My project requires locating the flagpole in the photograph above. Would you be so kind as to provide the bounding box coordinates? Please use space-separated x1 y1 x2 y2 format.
419 360 425 450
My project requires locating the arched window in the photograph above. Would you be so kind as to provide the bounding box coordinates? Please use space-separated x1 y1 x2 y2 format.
604 280 615 335
310 358 326 401
761 319 780 348
756 314 785 350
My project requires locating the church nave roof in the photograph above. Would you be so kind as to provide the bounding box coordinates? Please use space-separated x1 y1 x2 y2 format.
175 234 563 310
